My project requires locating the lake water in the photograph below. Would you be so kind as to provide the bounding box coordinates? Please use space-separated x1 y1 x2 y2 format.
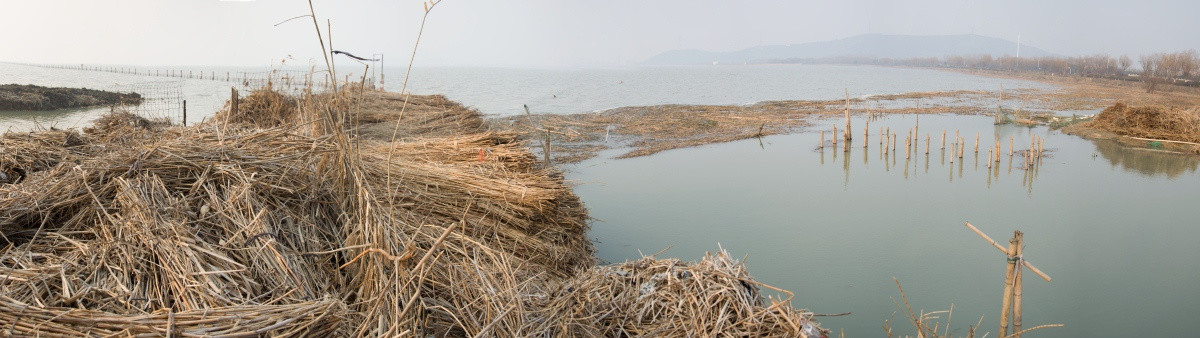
399 65 1054 116
570 114 1200 337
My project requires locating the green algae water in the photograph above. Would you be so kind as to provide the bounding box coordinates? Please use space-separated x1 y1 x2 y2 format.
571 114 1200 337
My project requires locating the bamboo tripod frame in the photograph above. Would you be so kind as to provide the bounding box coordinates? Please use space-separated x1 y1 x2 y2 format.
964 222 1055 338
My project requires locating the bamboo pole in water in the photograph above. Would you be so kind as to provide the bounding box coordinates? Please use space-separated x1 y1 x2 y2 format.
819 131 825 149
1010 136 1015 157
941 131 946 150
925 134 931 154
892 133 898 152
998 231 1021 338
884 133 889 156
905 132 911 159
1013 233 1026 338
959 137 965 158
914 116 919 142
832 126 838 146
844 89 852 141
975 134 980 154
864 121 870 148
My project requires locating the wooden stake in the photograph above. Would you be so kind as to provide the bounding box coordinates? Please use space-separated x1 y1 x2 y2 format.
925 134 930 154
941 131 946 149
1010 136 1015 156
230 87 239 116
974 134 980 153
819 131 825 149
182 100 187 126
833 126 838 146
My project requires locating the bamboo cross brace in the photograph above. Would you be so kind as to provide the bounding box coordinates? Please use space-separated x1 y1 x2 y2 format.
964 222 1052 282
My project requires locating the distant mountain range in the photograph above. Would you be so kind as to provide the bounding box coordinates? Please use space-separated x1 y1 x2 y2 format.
645 34 1057 65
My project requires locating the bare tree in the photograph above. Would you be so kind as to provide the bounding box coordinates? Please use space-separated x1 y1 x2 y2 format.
1118 55 1132 74
1179 49 1198 80
1140 54 1160 93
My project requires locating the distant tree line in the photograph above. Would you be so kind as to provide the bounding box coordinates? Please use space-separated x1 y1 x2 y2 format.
777 50 1200 93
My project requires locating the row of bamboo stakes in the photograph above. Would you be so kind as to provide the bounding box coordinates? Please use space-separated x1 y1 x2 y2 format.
820 124 1047 165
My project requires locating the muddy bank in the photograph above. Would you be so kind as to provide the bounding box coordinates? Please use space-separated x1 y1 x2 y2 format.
0 84 142 111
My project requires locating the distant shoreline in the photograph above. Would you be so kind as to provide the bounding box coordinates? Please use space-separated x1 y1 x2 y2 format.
0 84 142 111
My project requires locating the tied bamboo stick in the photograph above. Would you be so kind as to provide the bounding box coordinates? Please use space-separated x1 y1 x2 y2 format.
1012 233 1026 338
941 131 946 150
832 126 838 146
999 231 1022 338
974 134 980 154
1010 136 1015 157
925 134 930 154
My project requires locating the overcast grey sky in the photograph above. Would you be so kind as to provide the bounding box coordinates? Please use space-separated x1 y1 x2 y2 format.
1 0 1196 68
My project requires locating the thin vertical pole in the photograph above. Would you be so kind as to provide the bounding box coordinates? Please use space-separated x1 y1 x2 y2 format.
1012 232 1026 337
182 100 187 126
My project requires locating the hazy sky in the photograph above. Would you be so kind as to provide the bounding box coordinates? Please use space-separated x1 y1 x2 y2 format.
1 0 1197 68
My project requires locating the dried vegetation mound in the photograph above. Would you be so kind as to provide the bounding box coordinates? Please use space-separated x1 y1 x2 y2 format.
0 88 822 336
1088 102 1200 143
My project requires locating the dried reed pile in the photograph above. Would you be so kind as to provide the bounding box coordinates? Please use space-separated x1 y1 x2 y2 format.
0 88 822 336
1087 102 1200 143
532 251 825 337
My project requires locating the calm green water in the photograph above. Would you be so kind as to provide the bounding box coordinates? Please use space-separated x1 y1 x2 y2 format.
570 114 1200 337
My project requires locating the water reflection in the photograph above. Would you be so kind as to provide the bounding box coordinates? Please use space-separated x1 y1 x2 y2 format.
1092 139 1200 179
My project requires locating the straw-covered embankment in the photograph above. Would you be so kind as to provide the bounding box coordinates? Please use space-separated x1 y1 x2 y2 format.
0 84 142 110
0 86 825 336
1065 102 1200 153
